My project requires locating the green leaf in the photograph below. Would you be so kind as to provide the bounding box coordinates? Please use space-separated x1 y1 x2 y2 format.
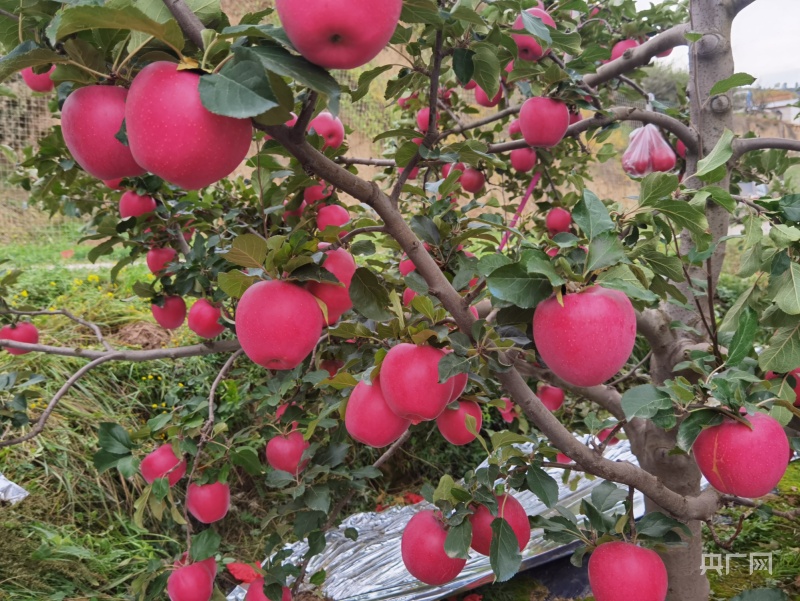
487 263 551 309
523 251 565 286
444 520 472 560
452 48 475 85
709 73 756 96
490 431 531 450
730 590 787 601
584 233 627 274
779 194 800 222
677 409 723 451
489 518 523 582
231 447 263 475
590 481 627 512
640 173 679 207
526 466 558 508
303 485 331 513
93 449 126 474
773 262 800 315
190 529 221 561
450 5 485 27
759 322 800 373
349 267 392 321
641 251 684 282
198 59 278 119
621 385 672 420
694 129 734 180
438 352 471 383
223 234 268 269
572 189 614 239
400 0 443 24
97 422 134 454
726 307 758 366
349 65 393 102
719 281 758 332
652 199 709 239
636 512 691 538
520 10 552 45
471 43 500 100
47 5 185 51
246 44 341 114
218 270 257 298
0 41 67 84
433 474 455 503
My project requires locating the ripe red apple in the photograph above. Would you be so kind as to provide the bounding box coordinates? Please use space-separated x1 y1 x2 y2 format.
442 162 465 178
464 80 477 90
61 85 145 180
512 8 556 61
175 554 217 579
399 258 416 276
460 168 485 193
346 377 411 447
402 288 417 306
140 444 186 485
398 93 418 109
597 428 620 446
475 84 503 107
283 199 307 220
266 430 310 475
545 207 572 236
401 510 467 585
766 368 800 406
448 369 468 401
380 343 454 424
104 178 123 189
245 579 292 601
316 204 350 232
416 107 432 132
151 296 187 330
188 299 225 338
236 280 323 370
399 165 419 179
651 142 677 172
147 247 177 275
588 541 667 601
508 119 522 138
275 0 401 70
309 111 345 149
126 62 253 190
519 97 570 148
186 481 230 524
0 322 39 355
556 452 571 464
167 562 214 601
569 109 582 125
533 286 636 387
676 139 687 158
306 248 357 325
693 412 789 498
469 494 531 555
538 385 564 411
21 66 55 92
436 400 483 445
510 148 536 172
304 182 332 203
609 39 640 62
119 191 157 219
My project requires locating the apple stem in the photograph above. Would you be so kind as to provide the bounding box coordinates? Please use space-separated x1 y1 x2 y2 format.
498 173 541 252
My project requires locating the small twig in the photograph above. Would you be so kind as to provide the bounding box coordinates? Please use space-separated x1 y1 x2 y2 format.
706 515 746 551
293 91 319 142
595 420 627 455
437 99 466 132
336 157 397 167
463 279 487 305
617 75 648 98
162 0 205 49
627 485 637 542
1 308 113 352
608 351 652 386
731 194 767 213
0 7 19 21
336 225 386 246
721 495 800 520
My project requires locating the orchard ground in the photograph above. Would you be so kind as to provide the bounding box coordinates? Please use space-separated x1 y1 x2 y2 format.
0 228 796 600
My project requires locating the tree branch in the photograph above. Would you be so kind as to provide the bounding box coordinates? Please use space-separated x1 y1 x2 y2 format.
336 157 397 167
1 308 113 351
438 105 522 140
162 0 206 49
721 494 800 519
0 7 19 21
730 0 759 15
0 338 241 362
293 91 318 143
732 136 800 160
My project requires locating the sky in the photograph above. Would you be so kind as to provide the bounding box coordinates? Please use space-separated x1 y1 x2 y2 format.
635 0 800 88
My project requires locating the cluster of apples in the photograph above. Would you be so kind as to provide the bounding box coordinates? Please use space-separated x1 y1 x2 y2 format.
622 124 677 177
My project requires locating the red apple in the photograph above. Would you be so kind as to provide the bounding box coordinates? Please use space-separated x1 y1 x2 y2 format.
512 8 556 61
104 178 123 189
588 541 667 601
597 428 620 446
469 494 531 555
448 369 468 401
464 80 477 91
546 247 558 257
498 397 516 422
401 510 467 585
167 562 213 601
304 182 332 203
320 359 343 377
416 107 433 132
538 385 564 411
399 165 419 179
399 258 416 276
236 280 324 370
533 286 636 387
556 452 571 464
266 430 310 475
508 119 522 138
460 168 485 193
693 412 789 498
398 93 418 109
307 248 357 325
61 85 145 180
346 377 411 447
187 481 231 524
316 204 350 232
309 111 345 149
651 142 677 172
21 66 56 92
275 0 401 70
609 39 640 62
283 199 307 220
402 288 417 306
442 162 465 178
245 579 292 601
569 109 582 125
545 207 572 236
676 139 687 158
519 97 570 148
475 84 503 107
766 368 800 406
436 400 483 445
126 62 253 190
140 444 186 485
151 296 187 330
380 343 454 424
188 299 225 339
0 322 39 355
175 554 217 579
510 148 536 172
147 247 177 275
119 191 157 219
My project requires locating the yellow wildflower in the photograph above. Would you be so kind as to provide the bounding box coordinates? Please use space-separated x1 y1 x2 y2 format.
87 274 100 283
148 375 154 380
20 290 28 297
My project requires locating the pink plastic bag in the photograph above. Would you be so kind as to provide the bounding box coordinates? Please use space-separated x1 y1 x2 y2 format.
622 124 676 177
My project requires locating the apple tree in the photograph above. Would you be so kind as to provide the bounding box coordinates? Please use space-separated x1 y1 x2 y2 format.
0 0 799 600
